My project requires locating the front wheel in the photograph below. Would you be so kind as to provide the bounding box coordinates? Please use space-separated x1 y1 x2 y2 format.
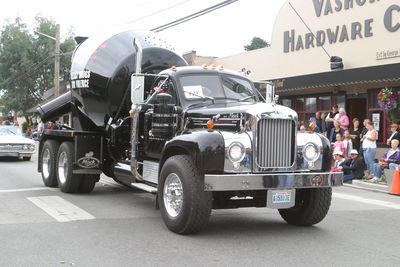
158 155 212 234
278 188 332 226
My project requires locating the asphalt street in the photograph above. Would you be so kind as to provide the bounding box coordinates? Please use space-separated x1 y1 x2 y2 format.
1 151 400 267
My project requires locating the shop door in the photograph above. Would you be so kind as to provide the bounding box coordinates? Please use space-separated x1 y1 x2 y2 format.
346 98 367 124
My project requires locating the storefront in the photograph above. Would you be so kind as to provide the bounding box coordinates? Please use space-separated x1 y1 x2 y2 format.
212 0 400 144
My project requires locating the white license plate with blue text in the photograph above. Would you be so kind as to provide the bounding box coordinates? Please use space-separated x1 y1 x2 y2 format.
272 190 292 204
267 189 296 209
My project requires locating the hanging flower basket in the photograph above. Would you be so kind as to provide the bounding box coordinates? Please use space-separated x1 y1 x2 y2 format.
378 87 399 122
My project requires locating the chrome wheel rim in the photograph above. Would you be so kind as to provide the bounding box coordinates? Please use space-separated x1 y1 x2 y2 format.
163 173 184 218
58 151 68 184
42 149 50 178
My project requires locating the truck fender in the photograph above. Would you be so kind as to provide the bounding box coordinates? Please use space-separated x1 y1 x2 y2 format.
159 131 225 176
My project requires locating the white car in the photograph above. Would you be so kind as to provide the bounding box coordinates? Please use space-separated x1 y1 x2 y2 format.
0 126 36 161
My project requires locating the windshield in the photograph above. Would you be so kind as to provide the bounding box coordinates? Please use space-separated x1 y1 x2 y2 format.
0 126 22 136
179 74 257 107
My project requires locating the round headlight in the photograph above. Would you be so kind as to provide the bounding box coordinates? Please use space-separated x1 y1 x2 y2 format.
303 143 319 162
29 144 35 150
228 142 245 163
23 144 28 150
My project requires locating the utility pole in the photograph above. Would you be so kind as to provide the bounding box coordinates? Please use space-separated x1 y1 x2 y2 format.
54 24 60 97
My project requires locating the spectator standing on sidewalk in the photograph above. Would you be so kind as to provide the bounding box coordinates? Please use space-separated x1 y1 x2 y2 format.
339 149 365 182
333 133 346 155
335 108 350 131
386 123 400 146
362 120 378 178
359 118 371 154
349 118 362 151
370 139 400 182
343 130 353 158
325 105 339 139
315 111 326 135
329 120 344 143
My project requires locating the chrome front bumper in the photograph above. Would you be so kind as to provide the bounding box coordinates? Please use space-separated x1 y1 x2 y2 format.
204 172 343 191
0 152 34 157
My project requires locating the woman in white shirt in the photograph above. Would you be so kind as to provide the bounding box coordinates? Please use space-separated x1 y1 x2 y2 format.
362 121 378 178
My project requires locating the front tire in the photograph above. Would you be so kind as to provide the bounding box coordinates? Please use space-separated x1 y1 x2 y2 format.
56 142 81 193
40 140 59 187
158 155 212 234
278 188 332 226
23 156 31 161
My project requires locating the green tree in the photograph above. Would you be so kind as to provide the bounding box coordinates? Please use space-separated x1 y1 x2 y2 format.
244 36 270 51
0 16 75 120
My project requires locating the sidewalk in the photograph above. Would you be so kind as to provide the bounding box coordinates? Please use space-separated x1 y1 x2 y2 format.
344 179 389 194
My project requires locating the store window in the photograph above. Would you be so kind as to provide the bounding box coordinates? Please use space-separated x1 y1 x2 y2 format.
294 98 304 111
333 95 345 109
318 96 331 111
305 97 317 112
281 99 292 108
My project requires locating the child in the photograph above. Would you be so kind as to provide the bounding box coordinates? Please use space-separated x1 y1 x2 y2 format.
331 151 345 172
343 130 353 159
333 133 345 155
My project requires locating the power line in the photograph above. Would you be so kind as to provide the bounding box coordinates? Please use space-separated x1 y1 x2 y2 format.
2 54 54 86
151 0 238 32
288 1 331 59
126 0 192 25
2 49 73 88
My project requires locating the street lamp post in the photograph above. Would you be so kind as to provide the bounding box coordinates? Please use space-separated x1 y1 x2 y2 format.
34 24 60 97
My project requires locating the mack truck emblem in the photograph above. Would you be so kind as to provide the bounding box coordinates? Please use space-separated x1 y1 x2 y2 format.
77 151 100 169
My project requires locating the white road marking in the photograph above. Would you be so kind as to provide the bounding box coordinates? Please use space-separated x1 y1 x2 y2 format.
0 187 51 193
333 192 400 210
27 196 95 222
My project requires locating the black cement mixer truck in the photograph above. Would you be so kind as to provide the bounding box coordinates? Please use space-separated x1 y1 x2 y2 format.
36 30 342 234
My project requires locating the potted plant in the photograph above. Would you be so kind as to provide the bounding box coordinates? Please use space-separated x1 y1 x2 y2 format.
378 87 399 123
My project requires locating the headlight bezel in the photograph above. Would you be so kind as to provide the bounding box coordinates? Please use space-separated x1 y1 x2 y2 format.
302 142 320 163
221 131 252 173
227 142 246 163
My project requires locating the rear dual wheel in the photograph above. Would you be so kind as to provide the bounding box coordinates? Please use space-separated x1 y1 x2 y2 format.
57 142 81 193
41 140 59 187
56 142 98 193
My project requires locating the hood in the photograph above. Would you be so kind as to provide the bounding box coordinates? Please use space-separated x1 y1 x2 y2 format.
0 135 35 145
186 102 298 120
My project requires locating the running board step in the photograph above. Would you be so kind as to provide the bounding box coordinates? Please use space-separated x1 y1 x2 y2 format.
131 183 158 194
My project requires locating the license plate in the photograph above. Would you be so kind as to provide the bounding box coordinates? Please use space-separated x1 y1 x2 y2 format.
267 189 295 209
272 190 292 204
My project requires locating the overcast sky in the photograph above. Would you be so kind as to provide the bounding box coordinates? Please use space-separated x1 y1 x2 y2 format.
0 0 285 57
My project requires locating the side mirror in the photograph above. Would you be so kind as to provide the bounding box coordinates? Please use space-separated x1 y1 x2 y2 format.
265 83 275 103
131 75 144 104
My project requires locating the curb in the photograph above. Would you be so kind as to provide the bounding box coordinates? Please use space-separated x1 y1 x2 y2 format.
343 179 389 194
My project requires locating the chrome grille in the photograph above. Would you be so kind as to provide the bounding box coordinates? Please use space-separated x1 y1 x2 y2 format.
0 144 24 151
256 119 295 168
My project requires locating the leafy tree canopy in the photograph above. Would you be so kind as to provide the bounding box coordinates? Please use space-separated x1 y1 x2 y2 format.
0 16 75 117
244 36 270 51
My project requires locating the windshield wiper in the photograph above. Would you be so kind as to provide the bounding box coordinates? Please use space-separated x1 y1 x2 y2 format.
239 95 257 102
186 101 215 110
183 89 215 103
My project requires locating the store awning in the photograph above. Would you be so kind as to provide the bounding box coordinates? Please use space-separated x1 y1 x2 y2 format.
271 62 400 93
